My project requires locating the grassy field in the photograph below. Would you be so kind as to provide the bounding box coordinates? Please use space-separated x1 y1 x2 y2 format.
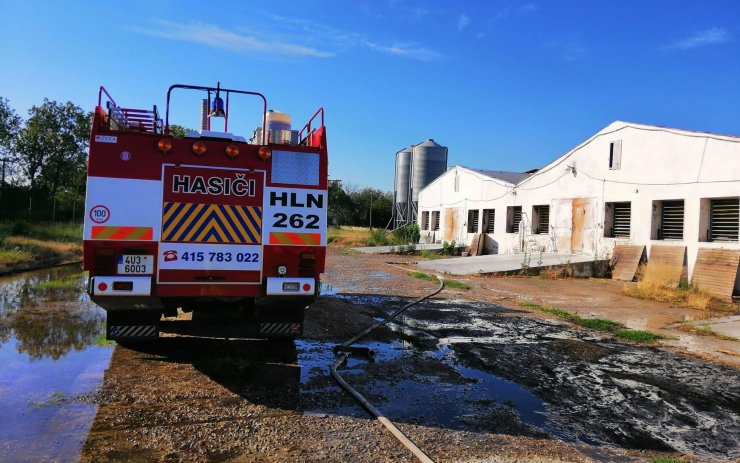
0 221 82 267
327 226 372 247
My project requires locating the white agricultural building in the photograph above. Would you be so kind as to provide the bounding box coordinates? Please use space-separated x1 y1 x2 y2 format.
417 121 740 290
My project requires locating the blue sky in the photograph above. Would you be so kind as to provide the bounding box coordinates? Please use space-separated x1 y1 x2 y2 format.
1 0 739 191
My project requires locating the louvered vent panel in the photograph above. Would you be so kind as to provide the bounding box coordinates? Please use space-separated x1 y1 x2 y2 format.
512 207 522 234
485 209 495 233
710 198 739 242
468 209 480 233
661 200 684 240
537 206 550 234
613 202 631 238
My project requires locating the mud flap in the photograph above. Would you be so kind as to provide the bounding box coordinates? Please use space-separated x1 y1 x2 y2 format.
259 322 302 337
254 299 307 338
106 310 160 340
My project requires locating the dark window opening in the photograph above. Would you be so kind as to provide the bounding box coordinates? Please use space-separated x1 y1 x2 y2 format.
467 209 480 233
533 205 550 234
483 209 495 233
507 206 522 233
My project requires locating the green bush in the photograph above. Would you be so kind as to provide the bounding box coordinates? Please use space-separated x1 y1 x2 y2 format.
366 228 391 246
392 224 420 245
11 219 31 236
442 240 457 255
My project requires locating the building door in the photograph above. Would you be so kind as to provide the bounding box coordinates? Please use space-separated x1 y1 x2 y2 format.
572 198 596 253
443 208 461 242
553 198 596 252
552 199 572 252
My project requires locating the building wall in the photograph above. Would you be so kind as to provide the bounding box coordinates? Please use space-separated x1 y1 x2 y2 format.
417 122 740 285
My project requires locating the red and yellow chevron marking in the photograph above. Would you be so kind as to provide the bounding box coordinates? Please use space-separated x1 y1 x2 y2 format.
92 226 153 240
269 232 321 245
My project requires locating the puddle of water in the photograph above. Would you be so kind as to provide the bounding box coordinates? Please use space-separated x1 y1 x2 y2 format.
295 334 581 443
318 282 338 297
0 265 112 462
368 272 392 280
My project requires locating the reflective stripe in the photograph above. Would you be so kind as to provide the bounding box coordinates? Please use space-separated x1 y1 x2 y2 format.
92 226 154 240
259 323 301 334
269 232 321 245
109 325 158 337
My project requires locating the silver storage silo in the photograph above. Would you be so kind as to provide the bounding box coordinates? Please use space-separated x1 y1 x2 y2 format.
410 139 448 222
393 147 413 228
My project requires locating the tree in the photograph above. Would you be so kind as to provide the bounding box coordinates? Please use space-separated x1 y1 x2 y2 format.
15 100 90 198
168 124 196 138
0 97 21 185
328 180 355 226
328 181 393 228
349 188 393 228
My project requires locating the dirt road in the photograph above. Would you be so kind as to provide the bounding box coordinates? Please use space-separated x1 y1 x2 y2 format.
79 250 740 462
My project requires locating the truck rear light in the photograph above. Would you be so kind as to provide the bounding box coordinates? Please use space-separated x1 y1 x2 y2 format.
192 141 207 156
157 138 173 153
299 252 316 277
113 281 134 291
94 247 116 275
97 282 108 292
225 144 240 158
258 146 272 161
302 283 311 292
283 282 299 292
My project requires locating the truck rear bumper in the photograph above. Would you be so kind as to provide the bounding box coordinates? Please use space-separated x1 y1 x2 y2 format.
265 277 316 296
90 276 152 296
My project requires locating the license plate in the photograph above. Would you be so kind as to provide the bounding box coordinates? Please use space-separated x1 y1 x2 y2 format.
117 255 154 274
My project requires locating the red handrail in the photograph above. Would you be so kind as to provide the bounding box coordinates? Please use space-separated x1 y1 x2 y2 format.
298 107 324 141
97 86 117 108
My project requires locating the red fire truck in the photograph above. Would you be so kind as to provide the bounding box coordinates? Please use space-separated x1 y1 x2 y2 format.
83 83 328 341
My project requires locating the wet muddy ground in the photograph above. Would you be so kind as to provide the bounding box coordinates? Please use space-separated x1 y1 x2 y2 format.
2 251 740 462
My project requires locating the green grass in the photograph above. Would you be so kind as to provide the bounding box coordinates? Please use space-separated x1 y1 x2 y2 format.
0 221 82 266
651 457 685 463
577 318 623 331
443 280 470 290
613 329 663 343
94 332 115 346
516 300 663 344
0 247 34 266
408 271 437 281
407 272 470 290
0 221 82 242
517 301 576 320
676 323 738 341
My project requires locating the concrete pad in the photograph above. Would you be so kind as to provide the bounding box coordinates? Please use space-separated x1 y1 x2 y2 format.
353 244 444 254
417 252 594 276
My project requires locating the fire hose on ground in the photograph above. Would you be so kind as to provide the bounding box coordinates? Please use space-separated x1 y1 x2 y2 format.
331 277 444 463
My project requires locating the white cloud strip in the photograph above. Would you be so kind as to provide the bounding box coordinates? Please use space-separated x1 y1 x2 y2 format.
130 20 334 58
668 27 729 50
457 14 470 32
363 41 442 60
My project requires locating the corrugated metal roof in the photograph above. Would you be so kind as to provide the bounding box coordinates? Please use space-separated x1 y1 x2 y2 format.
466 168 533 184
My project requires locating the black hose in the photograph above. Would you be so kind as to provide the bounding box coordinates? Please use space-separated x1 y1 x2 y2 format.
331 278 444 463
